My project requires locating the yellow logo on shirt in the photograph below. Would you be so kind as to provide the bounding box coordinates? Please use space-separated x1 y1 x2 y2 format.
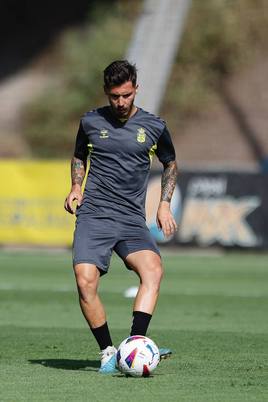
87 143 94 156
100 129 109 138
137 128 146 143
149 144 157 164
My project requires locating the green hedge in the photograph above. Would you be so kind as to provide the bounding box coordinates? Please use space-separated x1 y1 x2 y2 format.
161 0 268 126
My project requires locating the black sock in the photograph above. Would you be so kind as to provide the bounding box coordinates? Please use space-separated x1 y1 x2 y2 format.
130 311 152 336
90 322 113 350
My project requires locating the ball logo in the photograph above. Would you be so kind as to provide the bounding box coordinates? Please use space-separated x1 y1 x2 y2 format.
146 344 158 365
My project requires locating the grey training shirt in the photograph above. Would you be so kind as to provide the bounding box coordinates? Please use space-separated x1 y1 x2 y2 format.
74 106 176 219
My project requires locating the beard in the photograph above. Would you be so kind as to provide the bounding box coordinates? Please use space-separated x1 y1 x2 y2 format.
110 100 134 119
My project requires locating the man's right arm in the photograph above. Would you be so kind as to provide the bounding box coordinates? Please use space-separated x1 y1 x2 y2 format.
71 156 87 187
64 156 87 214
64 120 89 214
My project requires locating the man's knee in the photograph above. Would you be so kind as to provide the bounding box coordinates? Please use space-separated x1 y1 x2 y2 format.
74 263 99 302
140 257 164 290
151 262 164 288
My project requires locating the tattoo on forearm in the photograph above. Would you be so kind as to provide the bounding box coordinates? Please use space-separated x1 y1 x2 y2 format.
71 157 86 186
161 161 178 202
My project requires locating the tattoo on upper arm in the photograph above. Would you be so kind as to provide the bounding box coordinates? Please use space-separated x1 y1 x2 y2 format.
71 157 86 186
161 161 178 202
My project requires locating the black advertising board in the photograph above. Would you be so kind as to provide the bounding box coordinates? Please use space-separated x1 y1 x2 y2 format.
146 171 268 249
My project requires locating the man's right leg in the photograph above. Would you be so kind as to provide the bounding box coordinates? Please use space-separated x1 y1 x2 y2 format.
74 263 106 329
74 263 117 373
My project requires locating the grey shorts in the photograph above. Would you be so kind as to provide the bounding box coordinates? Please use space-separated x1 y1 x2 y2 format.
73 214 160 275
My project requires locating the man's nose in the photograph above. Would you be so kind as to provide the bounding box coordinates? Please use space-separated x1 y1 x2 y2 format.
118 96 124 106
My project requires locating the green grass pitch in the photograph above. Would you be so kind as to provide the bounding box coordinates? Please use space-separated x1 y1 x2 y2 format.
0 250 267 402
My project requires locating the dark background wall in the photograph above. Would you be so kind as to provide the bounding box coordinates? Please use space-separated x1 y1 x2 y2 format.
0 0 111 80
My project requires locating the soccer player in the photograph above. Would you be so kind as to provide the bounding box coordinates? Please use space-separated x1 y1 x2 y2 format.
64 60 178 374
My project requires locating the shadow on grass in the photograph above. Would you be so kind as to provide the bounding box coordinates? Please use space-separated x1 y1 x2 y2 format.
29 359 99 371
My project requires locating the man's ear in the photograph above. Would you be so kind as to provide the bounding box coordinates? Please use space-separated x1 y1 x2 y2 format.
104 85 108 95
135 84 139 94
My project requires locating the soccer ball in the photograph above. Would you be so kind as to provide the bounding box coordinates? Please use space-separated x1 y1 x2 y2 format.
116 335 160 377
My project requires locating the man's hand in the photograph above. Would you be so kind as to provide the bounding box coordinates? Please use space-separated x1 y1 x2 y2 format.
156 201 177 238
64 185 83 215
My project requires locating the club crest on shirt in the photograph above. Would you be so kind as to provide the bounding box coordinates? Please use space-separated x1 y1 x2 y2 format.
137 128 146 143
100 129 109 138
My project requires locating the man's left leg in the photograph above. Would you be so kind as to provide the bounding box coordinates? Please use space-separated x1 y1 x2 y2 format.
125 250 163 334
125 250 172 359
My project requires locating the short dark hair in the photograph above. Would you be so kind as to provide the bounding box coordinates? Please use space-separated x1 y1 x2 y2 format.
104 60 137 89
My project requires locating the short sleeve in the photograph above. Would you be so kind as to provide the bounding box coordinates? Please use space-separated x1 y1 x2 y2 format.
155 126 176 164
73 120 89 160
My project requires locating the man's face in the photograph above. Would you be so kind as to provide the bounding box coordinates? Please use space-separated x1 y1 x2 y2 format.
105 81 138 119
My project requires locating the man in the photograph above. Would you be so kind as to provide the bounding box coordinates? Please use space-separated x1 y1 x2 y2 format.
64 60 178 374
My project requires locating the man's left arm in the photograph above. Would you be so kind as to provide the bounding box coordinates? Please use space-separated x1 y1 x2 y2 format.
155 125 178 237
157 160 178 237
